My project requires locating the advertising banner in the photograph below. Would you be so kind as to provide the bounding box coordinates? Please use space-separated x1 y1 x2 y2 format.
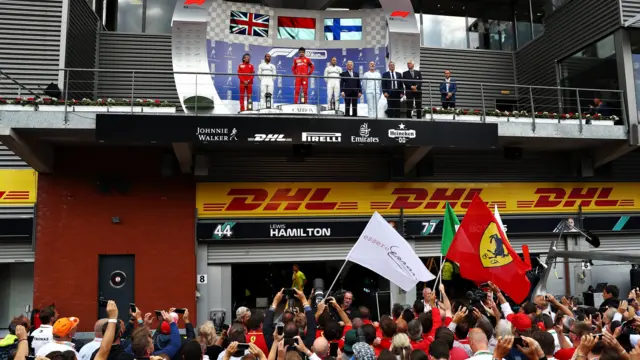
95 114 498 148
208 39 386 105
196 181 640 218
0 170 37 205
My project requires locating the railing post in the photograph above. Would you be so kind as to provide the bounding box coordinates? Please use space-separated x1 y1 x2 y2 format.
64 69 70 119
480 83 486 123
428 81 433 121
195 74 198 115
529 86 536 132
576 88 583 134
620 90 629 133
130 70 135 114
317 74 321 118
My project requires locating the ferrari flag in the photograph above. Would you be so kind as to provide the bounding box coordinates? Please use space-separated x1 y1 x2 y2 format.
446 195 531 303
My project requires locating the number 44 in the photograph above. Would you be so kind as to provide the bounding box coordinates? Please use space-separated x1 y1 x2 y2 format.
213 222 236 240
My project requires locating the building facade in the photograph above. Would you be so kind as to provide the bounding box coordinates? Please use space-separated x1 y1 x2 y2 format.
2 0 640 331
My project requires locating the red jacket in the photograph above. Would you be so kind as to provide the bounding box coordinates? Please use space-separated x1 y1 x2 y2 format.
292 57 314 76
246 331 269 356
238 63 255 83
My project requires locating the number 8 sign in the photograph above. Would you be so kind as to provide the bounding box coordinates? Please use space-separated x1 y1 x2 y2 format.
197 274 208 284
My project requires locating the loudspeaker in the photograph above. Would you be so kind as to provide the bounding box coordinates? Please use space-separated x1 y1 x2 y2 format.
580 156 594 177
504 147 523 160
194 155 209 176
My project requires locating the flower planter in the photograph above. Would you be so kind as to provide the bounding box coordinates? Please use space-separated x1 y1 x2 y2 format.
559 119 580 125
508 117 532 123
591 120 614 126
142 107 177 114
74 106 108 112
535 118 559 124
485 116 506 122
108 106 143 113
0 105 35 111
429 113 453 121
455 115 482 122
37 105 67 112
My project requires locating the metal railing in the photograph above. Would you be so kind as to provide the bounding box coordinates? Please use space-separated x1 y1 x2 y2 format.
0 68 627 132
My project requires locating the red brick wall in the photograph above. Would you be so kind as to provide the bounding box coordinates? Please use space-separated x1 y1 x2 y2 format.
34 147 195 331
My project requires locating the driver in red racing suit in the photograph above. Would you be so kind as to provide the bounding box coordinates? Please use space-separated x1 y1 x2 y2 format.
238 53 255 111
292 47 314 104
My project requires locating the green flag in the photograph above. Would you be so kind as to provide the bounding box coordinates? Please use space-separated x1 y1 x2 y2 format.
441 202 460 256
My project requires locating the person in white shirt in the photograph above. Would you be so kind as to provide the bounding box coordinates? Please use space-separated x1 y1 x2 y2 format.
258 54 277 108
31 308 56 355
78 319 107 360
324 57 342 110
361 61 381 118
36 316 80 358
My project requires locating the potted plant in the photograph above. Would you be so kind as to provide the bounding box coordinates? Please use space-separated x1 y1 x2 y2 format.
0 97 36 111
455 108 482 121
509 110 531 123
592 115 618 126
425 107 454 120
142 99 177 114
485 110 509 122
107 98 143 113
74 98 108 112
36 97 66 111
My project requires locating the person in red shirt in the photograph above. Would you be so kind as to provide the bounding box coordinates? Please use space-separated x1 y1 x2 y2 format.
434 327 468 360
375 315 396 355
291 47 314 104
245 311 269 355
237 53 255 111
408 319 429 352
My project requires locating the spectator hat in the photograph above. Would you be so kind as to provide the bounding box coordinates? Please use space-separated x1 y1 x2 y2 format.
352 342 375 360
53 317 79 337
510 313 532 332
343 330 358 354
160 321 171 335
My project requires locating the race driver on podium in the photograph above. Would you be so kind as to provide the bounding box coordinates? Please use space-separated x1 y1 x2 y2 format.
238 53 255 111
292 47 314 104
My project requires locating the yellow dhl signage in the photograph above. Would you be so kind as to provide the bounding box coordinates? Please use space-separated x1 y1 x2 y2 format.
0 169 38 205
196 182 639 218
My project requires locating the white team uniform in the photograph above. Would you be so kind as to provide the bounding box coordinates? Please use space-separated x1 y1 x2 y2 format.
31 324 53 355
258 62 277 107
324 65 342 108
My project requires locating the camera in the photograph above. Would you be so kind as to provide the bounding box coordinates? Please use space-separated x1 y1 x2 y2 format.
466 289 488 307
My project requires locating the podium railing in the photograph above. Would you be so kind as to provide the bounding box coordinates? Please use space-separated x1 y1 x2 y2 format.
0 68 627 131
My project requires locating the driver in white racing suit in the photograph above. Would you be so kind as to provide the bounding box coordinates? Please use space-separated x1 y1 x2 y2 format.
258 53 277 108
324 57 342 109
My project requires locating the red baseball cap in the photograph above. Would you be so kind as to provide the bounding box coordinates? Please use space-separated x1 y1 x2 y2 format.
507 313 532 332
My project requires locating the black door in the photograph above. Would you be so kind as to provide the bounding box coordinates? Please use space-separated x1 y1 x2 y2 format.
98 255 135 322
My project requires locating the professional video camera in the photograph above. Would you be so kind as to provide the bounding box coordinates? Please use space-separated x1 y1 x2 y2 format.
466 289 488 308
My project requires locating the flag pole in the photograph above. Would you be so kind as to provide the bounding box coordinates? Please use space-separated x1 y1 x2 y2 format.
324 258 349 299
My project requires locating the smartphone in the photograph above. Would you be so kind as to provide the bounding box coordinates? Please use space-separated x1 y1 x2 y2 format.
98 298 108 308
513 337 525 348
330 342 339 357
283 338 294 346
237 343 250 351
222 324 230 331
129 303 137 314
277 325 284 336
283 288 295 297
155 310 162 319
174 308 186 314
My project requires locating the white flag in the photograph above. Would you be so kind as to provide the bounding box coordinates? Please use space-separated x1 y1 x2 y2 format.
347 212 435 291
494 205 507 234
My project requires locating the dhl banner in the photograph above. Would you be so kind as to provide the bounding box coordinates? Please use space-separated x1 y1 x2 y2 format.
0 169 38 205
196 182 640 218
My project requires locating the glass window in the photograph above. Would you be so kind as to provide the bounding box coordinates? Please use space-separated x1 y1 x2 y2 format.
145 0 174 34
117 0 143 33
422 14 468 49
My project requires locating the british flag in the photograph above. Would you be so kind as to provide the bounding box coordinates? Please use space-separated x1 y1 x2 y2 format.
229 11 270 37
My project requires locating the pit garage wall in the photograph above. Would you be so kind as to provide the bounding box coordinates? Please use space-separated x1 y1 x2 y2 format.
34 147 195 332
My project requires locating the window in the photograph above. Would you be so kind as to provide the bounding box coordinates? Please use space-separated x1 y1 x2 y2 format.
324 18 362 41
145 0 174 34
277 16 316 40
113 0 175 34
421 14 468 49
116 0 142 33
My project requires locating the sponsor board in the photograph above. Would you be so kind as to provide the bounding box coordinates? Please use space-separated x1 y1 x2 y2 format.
351 123 380 143
302 132 342 143
0 170 37 205
196 127 238 141
388 123 416 143
197 182 640 217
248 134 292 142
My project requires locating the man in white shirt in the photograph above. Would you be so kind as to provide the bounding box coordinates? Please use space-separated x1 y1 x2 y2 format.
324 57 342 110
36 317 80 358
258 54 277 108
78 319 107 360
468 329 493 360
31 308 56 355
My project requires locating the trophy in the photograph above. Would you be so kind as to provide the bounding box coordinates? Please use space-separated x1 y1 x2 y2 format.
330 94 335 111
247 94 253 111
266 92 272 109
300 91 305 105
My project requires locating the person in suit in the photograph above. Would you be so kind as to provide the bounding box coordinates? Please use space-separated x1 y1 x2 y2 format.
382 61 403 118
340 60 362 117
589 98 611 117
402 60 422 118
439 70 457 109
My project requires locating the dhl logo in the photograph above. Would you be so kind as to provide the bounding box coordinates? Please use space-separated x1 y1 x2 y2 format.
0 190 31 201
198 183 638 217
